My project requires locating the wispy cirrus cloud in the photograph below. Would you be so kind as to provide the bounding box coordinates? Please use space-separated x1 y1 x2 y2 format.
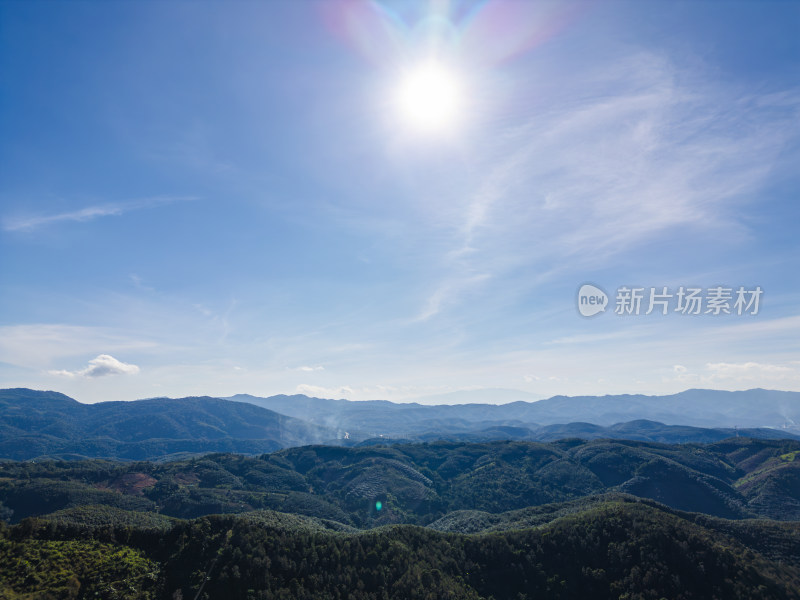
411 52 800 321
472 54 799 259
2 195 196 232
413 273 491 322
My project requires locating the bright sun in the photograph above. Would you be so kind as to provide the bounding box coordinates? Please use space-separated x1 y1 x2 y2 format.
395 61 462 134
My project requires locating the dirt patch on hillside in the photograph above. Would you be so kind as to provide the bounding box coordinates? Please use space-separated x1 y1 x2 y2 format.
173 472 200 486
97 472 158 496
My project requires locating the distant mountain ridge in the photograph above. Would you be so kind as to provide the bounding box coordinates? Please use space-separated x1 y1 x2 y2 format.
226 388 800 436
412 419 800 445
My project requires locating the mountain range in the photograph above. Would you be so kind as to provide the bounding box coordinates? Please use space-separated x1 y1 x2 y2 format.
2 388 800 598
226 388 800 434
1 387 799 461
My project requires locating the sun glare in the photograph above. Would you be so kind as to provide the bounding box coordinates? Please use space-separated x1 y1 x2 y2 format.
395 61 462 134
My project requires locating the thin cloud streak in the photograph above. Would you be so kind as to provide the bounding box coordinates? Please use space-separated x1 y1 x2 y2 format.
2 195 196 232
412 273 491 322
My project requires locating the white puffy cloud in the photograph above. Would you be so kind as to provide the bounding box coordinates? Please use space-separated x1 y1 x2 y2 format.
49 354 140 378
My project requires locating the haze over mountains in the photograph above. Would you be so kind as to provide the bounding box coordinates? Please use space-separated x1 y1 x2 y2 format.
226 387 800 436
407 388 541 404
1 387 799 461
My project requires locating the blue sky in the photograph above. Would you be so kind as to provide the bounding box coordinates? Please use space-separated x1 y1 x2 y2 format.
1 0 799 404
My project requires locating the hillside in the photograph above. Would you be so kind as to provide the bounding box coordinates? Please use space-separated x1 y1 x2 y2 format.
1 438 800 598
0 388 339 461
2 496 799 599
2 438 799 526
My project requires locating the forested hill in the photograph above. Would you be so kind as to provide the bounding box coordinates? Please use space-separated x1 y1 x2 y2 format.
0 388 340 460
2 480 800 597
5 496 798 599
2 438 799 527
1 438 800 598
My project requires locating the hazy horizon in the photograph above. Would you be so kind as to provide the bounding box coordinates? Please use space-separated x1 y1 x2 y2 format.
6 384 797 408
